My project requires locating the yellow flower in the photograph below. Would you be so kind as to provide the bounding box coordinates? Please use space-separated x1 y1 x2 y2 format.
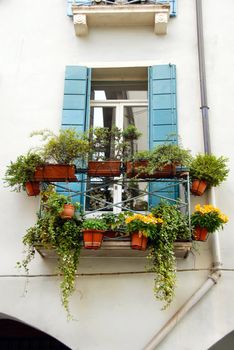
219 214 229 223
125 214 163 225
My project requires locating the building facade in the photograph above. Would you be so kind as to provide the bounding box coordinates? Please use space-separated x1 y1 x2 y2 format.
0 0 233 349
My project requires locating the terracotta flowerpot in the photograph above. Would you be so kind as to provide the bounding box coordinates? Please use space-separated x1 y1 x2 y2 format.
191 179 207 196
25 181 40 196
88 161 121 177
60 204 75 219
131 232 148 250
193 226 209 241
126 161 176 179
83 229 104 249
34 164 77 182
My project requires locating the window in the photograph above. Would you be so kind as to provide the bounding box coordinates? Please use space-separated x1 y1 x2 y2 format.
61 64 177 210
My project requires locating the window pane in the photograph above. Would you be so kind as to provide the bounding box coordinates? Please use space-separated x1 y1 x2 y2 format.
124 106 148 152
91 81 147 100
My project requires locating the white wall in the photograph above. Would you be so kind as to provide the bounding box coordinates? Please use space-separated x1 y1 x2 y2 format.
0 0 233 349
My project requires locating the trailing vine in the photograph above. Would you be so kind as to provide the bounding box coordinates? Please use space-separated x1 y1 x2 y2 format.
149 201 191 309
18 192 83 318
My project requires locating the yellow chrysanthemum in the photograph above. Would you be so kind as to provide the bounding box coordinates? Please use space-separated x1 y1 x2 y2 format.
125 213 163 225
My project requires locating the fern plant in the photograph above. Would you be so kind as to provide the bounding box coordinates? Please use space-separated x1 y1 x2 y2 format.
190 154 229 187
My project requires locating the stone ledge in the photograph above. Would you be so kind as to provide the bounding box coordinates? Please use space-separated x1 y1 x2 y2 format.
72 4 170 36
36 240 192 259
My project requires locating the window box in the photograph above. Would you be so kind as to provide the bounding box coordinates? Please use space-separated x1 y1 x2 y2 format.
87 160 121 177
126 161 176 179
33 164 77 182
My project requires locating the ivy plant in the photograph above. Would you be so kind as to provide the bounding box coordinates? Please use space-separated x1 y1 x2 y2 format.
18 191 83 318
149 201 191 309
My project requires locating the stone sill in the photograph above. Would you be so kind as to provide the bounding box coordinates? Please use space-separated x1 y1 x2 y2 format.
36 240 192 259
72 3 170 35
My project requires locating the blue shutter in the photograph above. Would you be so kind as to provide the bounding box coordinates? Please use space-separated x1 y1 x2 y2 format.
67 0 92 16
57 66 91 209
156 0 177 17
67 0 73 16
148 64 178 207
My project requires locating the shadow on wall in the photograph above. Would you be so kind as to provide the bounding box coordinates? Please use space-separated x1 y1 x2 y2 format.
209 331 234 350
0 315 71 350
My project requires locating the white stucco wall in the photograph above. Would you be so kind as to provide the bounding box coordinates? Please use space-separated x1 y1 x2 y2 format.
0 0 233 349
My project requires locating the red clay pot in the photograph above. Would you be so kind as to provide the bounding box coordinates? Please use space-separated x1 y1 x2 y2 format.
126 161 176 179
191 179 207 196
131 232 148 250
34 164 77 182
60 204 75 219
83 229 104 249
193 226 209 241
88 161 121 177
25 181 40 196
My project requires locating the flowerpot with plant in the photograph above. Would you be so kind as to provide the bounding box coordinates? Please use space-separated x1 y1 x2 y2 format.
82 217 108 249
128 142 192 178
4 151 44 196
191 204 228 241
125 213 163 250
88 125 142 177
149 201 191 309
190 154 229 196
42 188 80 219
17 196 83 318
100 212 128 237
32 128 90 182
87 127 123 177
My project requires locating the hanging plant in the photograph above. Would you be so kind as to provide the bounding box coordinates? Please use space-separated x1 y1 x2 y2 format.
17 191 83 318
149 201 191 309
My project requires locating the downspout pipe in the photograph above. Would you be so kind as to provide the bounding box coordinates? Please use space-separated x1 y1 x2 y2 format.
196 0 211 155
143 1 222 349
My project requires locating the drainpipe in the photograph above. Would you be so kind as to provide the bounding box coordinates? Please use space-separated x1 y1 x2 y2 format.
143 1 222 349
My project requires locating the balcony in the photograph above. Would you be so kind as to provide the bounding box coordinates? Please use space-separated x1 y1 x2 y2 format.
70 1 171 36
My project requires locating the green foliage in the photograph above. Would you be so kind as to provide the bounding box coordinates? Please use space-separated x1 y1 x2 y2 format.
18 191 83 318
82 217 108 231
32 128 90 164
190 154 229 187
132 150 151 161
132 142 192 175
43 189 80 216
100 212 129 233
88 125 142 161
4 151 43 192
122 125 142 141
148 201 191 309
151 201 191 240
147 143 192 172
88 127 112 161
191 204 228 233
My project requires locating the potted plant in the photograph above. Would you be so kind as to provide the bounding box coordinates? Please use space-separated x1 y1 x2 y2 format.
87 127 122 177
125 213 163 250
149 201 191 309
4 151 44 196
82 217 108 249
190 154 229 196
32 128 90 182
127 142 192 178
191 204 228 241
100 212 128 237
88 125 142 177
42 188 80 219
18 205 83 318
